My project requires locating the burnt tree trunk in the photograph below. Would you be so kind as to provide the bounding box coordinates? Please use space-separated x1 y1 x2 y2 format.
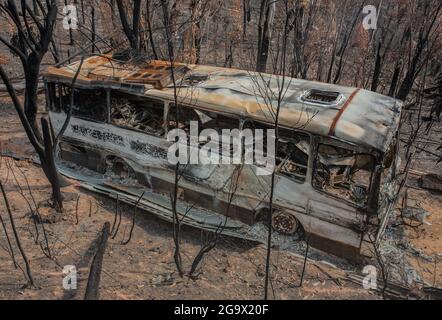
243 0 251 37
332 5 362 84
146 0 159 59
0 1 65 212
41 119 63 211
388 60 402 97
397 2 442 101
116 0 142 52
91 6 96 53
370 43 382 92
256 0 275 73
23 54 42 140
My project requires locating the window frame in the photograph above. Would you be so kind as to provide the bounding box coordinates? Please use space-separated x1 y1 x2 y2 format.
47 82 109 124
165 102 243 158
239 119 312 184
109 90 167 138
311 136 379 209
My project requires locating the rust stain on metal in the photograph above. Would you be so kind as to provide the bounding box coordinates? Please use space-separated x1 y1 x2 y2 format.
328 88 361 137
87 56 109 65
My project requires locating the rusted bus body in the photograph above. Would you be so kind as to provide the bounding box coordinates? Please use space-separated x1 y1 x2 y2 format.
43 55 403 259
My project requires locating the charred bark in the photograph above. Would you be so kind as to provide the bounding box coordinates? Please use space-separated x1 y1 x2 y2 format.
0 1 83 212
397 2 442 101
146 0 159 59
331 5 362 84
256 0 275 73
116 0 142 52
160 0 184 277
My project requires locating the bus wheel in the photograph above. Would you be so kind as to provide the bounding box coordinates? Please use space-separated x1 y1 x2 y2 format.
106 157 136 179
272 212 299 235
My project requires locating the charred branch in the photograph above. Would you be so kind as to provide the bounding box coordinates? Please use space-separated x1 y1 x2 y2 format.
0 181 34 286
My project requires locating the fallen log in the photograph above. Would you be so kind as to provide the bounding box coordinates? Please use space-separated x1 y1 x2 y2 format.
84 222 110 300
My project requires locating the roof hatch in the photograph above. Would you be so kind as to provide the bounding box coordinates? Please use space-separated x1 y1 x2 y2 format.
301 89 343 106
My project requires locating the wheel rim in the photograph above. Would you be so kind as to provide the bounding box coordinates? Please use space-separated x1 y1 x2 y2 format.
272 212 299 235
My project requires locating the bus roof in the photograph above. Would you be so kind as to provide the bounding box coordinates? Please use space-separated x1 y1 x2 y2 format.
43 54 402 153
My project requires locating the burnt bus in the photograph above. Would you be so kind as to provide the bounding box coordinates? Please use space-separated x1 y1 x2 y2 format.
43 55 402 259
